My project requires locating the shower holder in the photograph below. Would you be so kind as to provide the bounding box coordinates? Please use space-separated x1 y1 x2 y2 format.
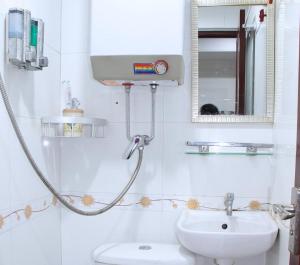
41 116 107 138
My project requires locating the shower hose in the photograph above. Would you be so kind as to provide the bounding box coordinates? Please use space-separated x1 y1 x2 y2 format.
0 73 144 216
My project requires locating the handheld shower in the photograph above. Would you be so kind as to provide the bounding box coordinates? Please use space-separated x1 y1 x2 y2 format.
1 0 185 217
0 73 145 216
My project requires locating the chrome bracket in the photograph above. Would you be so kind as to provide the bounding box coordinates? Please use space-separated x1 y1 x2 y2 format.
246 146 258 154
199 145 209 153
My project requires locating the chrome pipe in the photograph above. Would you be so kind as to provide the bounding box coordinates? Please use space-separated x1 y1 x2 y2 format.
125 85 132 141
148 83 157 142
124 83 157 145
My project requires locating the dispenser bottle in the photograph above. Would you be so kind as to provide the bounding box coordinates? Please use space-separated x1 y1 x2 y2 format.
62 81 84 137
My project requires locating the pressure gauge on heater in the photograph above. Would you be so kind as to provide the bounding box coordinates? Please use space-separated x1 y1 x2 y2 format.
154 60 168 75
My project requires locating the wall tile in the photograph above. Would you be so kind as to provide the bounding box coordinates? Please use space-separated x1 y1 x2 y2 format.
9 118 60 204
0 230 12 265
129 123 163 194
267 1 300 264
61 53 112 118
163 84 191 123
5 47 61 119
0 103 11 210
0 209 13 235
60 122 163 195
162 123 273 197
23 0 61 52
0 13 5 76
132 87 164 123
0 0 24 15
57 1 294 265
11 207 61 265
61 208 162 265
61 0 90 54
60 123 131 193
0 0 62 264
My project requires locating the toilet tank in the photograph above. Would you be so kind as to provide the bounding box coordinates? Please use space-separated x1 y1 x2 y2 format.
90 0 185 86
93 243 195 265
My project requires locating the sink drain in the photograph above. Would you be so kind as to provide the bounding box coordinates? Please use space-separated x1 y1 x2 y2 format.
139 245 152 250
222 224 228 230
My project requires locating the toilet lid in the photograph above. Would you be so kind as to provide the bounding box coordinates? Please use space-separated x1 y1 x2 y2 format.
93 243 195 265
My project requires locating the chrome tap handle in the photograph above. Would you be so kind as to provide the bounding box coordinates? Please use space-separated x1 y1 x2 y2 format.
123 136 140 160
123 135 148 160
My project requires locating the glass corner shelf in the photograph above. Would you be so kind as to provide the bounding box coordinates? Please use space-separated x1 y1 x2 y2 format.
41 116 107 138
185 151 273 156
185 141 274 156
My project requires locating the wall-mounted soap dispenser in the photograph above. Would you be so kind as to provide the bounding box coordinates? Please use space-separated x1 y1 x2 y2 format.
6 8 48 70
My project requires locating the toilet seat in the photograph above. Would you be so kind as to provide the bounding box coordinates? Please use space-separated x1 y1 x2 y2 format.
93 243 195 265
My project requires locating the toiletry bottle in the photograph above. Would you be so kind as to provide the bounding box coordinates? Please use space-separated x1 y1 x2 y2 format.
62 81 84 137
63 98 84 137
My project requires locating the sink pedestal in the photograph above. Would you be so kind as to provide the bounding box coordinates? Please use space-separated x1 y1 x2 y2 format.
214 258 235 265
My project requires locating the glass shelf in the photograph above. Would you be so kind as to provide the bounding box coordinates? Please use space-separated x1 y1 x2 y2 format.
185 151 273 156
186 141 274 156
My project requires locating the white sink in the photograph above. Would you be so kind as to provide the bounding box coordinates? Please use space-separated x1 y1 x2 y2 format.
176 210 278 264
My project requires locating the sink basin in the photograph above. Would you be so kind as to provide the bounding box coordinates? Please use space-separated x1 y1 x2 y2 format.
176 210 278 264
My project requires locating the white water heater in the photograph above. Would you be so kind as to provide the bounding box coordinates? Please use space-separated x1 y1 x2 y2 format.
90 0 185 86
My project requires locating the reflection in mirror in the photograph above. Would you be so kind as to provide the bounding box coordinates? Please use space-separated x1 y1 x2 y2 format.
198 5 267 116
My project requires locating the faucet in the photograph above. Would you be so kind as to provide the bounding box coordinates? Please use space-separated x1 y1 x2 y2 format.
123 135 148 160
224 193 234 216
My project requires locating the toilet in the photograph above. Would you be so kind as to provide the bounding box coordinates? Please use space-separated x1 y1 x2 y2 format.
93 243 196 265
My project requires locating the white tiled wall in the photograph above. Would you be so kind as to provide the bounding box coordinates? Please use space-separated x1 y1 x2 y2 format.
266 1 300 264
0 1 62 265
60 1 275 265
0 0 298 265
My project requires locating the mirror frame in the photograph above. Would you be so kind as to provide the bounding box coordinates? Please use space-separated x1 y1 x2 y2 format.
191 0 275 123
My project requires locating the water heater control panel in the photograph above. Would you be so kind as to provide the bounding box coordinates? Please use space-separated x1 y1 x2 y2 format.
133 60 168 76
154 60 168 75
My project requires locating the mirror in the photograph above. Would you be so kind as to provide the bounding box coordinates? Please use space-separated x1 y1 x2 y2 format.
191 0 274 123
